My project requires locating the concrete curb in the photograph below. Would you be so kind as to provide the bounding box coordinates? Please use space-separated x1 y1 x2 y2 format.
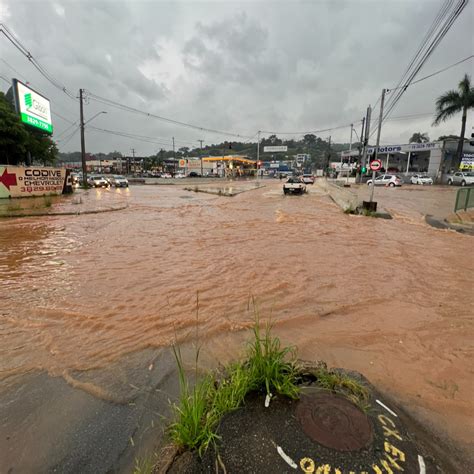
0 203 129 218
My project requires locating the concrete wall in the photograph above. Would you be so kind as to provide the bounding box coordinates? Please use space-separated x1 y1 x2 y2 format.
316 179 359 212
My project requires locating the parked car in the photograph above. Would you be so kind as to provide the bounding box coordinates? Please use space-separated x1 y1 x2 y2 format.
283 177 306 195
366 174 403 187
447 171 474 186
87 175 110 188
410 174 433 185
174 173 185 179
160 173 172 178
302 174 315 184
108 175 129 187
188 172 200 177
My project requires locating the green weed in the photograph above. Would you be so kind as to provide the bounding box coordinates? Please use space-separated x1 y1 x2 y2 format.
133 454 156 474
312 362 370 412
246 314 299 399
168 310 299 455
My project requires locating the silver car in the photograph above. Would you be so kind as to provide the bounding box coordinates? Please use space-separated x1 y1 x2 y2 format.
410 174 433 185
447 172 474 186
108 175 129 187
366 174 403 187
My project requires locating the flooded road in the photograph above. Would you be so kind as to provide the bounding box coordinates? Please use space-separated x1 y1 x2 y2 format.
1 181 473 467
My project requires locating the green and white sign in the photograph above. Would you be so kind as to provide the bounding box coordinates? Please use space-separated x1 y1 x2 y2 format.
15 80 53 134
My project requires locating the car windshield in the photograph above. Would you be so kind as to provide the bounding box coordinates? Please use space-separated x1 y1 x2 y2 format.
114 176 125 179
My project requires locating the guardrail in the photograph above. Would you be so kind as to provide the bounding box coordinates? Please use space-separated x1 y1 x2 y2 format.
454 187 474 212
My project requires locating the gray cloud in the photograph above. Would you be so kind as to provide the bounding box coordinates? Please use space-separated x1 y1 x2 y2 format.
0 0 472 154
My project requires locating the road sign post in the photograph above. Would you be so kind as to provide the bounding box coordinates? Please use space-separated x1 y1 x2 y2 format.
368 159 382 205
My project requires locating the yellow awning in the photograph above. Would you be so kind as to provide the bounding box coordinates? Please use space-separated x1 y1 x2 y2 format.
202 156 256 164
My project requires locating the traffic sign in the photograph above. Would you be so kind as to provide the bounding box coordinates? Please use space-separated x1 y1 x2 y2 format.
370 159 382 171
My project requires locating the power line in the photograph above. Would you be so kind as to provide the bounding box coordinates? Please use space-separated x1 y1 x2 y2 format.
0 22 77 100
387 55 473 92
259 123 353 136
88 126 179 147
86 91 254 139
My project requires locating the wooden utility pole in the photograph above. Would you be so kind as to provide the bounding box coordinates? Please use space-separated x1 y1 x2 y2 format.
199 139 203 176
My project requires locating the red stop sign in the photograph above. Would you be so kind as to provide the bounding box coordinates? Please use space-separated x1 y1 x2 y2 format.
370 159 382 171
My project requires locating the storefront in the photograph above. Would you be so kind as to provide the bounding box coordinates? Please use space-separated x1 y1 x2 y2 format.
201 156 256 177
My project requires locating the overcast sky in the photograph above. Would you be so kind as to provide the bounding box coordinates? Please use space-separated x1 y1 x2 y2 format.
1 0 473 155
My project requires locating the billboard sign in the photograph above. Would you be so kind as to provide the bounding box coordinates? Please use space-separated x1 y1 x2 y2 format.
0 166 67 198
460 152 474 170
263 146 287 153
341 141 442 158
13 79 53 134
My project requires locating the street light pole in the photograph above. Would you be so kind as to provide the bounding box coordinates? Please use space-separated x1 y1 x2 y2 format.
172 136 176 175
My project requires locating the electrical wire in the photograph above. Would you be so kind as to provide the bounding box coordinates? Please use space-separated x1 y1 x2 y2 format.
86 91 254 139
87 126 178 147
0 23 77 100
259 123 353 136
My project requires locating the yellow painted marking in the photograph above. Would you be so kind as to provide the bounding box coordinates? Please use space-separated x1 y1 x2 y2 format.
300 457 315 473
315 465 331 474
382 424 403 441
372 466 383 474
379 459 395 473
334 469 342 474
384 442 406 463
378 414 396 428
384 455 404 471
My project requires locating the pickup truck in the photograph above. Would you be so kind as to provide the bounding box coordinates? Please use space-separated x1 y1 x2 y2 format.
447 171 474 186
283 177 307 195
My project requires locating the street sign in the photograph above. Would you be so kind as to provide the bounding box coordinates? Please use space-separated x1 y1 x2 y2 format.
263 146 287 153
370 159 382 171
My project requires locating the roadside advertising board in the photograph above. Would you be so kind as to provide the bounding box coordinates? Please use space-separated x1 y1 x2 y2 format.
460 152 474 170
13 79 53 134
0 166 67 198
263 146 288 153
370 159 382 171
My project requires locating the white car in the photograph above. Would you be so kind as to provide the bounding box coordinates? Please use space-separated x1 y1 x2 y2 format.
87 175 109 188
367 174 402 187
283 177 307 195
109 175 129 187
447 172 474 186
410 174 433 185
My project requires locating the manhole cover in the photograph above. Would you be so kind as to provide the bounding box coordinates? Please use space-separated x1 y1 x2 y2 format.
296 391 373 451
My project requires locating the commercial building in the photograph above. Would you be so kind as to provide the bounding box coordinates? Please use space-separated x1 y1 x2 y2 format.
339 139 474 181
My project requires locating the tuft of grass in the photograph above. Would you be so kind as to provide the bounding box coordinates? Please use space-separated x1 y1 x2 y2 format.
43 195 52 208
168 345 219 455
133 455 156 474
312 362 370 412
168 310 299 455
246 314 299 399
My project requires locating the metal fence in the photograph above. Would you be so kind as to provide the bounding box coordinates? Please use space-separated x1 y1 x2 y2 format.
454 187 474 212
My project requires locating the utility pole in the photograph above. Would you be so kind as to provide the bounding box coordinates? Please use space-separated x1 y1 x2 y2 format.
199 139 203 177
130 148 135 175
370 88 386 203
361 106 372 180
326 135 331 176
79 89 87 186
172 136 176 175
256 131 261 179
357 117 365 183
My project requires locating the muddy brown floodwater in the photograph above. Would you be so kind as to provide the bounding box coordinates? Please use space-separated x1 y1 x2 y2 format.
1 181 473 465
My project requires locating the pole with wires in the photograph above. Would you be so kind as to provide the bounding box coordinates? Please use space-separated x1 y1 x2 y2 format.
361 106 372 181
172 137 175 175
79 88 87 187
370 89 387 203
256 131 261 179
199 139 204 177
356 117 365 183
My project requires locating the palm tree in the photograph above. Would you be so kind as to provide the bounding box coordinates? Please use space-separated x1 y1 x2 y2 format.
409 132 430 143
433 74 474 170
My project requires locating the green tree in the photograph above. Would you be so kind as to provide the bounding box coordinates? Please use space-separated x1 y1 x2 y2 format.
433 74 474 170
0 91 29 164
409 132 430 143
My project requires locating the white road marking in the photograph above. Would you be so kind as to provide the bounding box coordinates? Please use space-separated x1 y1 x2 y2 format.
277 446 297 469
418 455 426 473
376 399 398 417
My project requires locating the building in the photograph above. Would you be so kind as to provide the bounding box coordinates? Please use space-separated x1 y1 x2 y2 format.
339 139 474 181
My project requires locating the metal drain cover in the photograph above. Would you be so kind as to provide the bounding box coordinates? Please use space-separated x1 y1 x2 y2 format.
296 391 373 451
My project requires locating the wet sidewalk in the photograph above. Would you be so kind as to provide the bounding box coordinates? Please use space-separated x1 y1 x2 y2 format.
0 187 130 217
